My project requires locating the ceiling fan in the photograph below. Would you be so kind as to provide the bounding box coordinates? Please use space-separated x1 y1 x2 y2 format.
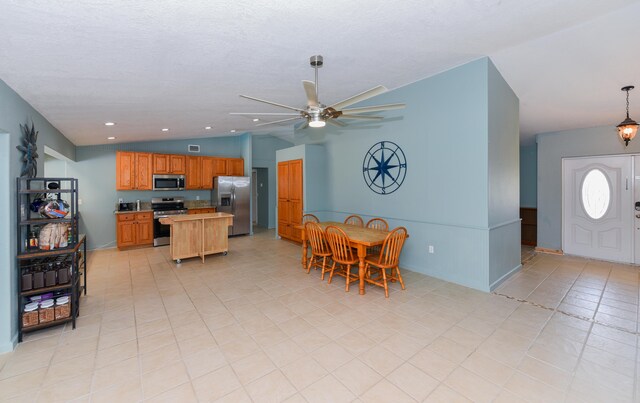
231 55 405 129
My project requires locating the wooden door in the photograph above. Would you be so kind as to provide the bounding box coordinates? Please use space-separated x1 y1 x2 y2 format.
136 152 153 190
170 155 186 174
288 160 303 242
153 154 169 174
136 214 153 245
116 151 135 190
186 156 202 189
277 159 303 242
117 221 136 247
201 157 214 189
213 158 227 177
227 158 244 176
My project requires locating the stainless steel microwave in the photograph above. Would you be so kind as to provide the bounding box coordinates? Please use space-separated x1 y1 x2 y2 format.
152 174 185 191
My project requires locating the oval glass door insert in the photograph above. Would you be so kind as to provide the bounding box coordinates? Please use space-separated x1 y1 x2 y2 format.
581 169 610 219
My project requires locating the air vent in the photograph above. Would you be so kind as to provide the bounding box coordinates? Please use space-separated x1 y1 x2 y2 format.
188 144 200 153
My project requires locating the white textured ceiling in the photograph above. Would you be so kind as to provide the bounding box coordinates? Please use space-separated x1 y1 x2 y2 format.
0 0 638 146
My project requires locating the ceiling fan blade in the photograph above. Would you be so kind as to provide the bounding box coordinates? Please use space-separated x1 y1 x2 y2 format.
340 103 405 114
230 112 301 116
326 119 347 127
297 120 309 130
302 80 318 107
239 95 306 112
328 85 388 111
254 117 303 127
339 114 384 120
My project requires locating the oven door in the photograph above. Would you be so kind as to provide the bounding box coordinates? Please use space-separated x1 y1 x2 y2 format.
153 216 172 246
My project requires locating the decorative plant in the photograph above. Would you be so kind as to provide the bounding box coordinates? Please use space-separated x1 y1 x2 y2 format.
16 121 39 178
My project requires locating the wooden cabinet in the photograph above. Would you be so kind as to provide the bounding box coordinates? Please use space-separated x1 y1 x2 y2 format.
201 157 215 190
278 159 303 242
153 154 186 174
117 212 153 249
213 158 228 177
116 151 152 190
227 158 244 176
186 156 202 189
188 208 217 215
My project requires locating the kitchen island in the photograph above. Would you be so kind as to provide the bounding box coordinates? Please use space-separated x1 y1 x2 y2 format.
159 212 234 263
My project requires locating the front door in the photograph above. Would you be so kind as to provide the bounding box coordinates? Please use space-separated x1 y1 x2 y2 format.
563 156 633 263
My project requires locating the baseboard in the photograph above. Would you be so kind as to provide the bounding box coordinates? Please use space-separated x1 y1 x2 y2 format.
534 247 563 255
490 263 522 291
0 332 18 354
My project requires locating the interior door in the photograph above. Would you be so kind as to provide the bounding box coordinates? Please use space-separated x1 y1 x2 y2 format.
563 156 633 263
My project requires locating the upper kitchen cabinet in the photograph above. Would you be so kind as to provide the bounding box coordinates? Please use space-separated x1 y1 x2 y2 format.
153 154 186 174
116 151 152 190
227 158 244 176
201 157 215 190
212 158 227 177
186 156 202 190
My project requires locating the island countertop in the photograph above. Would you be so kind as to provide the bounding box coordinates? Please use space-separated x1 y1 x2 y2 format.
159 212 233 224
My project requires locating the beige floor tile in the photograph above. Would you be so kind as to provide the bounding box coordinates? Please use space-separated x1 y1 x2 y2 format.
176 332 218 357
94 338 138 369
516 355 572 391
218 335 260 363
140 341 181 374
504 371 566 403
426 336 474 365
0 349 54 380
332 358 382 396
301 374 356 403
409 347 458 381
461 351 514 386
230 351 276 385
213 387 253 403
387 362 439 401
92 356 139 391
359 379 414 403
146 381 198 403
310 341 354 371
263 339 307 368
37 373 92 402
424 384 472 402
183 346 227 379
281 356 328 390
444 367 501 403
141 360 190 399
359 345 404 376
90 377 142 403
192 365 242 401
0 367 47 400
97 326 136 350
245 369 297 403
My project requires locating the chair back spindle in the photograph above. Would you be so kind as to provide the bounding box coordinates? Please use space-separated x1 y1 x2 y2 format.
376 227 408 266
325 226 355 263
366 218 389 232
344 215 364 227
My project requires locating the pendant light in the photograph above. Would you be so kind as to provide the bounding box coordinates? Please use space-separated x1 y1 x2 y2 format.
617 86 638 147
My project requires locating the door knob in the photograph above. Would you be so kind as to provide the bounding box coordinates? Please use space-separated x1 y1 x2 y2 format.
636 214 640 219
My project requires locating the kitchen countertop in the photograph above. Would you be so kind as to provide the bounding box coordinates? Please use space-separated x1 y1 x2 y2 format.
187 205 217 209
114 209 154 215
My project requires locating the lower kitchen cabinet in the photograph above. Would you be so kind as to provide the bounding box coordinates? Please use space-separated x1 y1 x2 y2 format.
116 212 153 249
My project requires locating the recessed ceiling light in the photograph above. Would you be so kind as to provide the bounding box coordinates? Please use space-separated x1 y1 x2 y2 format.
230 129 236 133
107 136 116 140
205 126 212 130
252 118 260 122
162 128 169 132
104 122 116 126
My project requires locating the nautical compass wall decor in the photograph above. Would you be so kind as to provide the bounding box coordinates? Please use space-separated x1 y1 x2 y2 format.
362 141 407 194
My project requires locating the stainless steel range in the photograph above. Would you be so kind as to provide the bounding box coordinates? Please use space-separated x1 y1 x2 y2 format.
152 197 187 246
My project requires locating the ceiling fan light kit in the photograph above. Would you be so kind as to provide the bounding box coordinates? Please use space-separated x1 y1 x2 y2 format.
617 85 639 147
232 55 405 129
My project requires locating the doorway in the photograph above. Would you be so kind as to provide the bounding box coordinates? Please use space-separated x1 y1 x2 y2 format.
252 169 258 225
562 155 635 263
254 168 269 228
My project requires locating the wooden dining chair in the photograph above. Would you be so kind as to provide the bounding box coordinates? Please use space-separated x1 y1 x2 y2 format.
366 218 389 231
324 226 359 291
344 215 364 227
305 222 333 279
303 214 319 223
364 227 408 298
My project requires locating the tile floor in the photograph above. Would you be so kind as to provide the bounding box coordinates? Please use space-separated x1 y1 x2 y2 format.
0 230 638 402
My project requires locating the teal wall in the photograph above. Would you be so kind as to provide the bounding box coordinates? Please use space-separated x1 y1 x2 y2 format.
536 125 640 250
0 79 76 352
282 58 520 292
252 135 294 228
520 144 537 207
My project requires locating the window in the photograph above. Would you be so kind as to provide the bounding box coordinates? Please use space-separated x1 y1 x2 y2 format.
581 169 610 219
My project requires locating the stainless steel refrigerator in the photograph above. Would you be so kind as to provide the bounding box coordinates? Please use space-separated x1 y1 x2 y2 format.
212 176 251 236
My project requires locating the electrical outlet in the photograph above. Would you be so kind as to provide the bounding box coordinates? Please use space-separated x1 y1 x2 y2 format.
196 196 200 200
78 199 83 205
118 198 123 203
428 245 434 254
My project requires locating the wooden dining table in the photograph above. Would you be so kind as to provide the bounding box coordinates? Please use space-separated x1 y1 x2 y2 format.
297 221 389 295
